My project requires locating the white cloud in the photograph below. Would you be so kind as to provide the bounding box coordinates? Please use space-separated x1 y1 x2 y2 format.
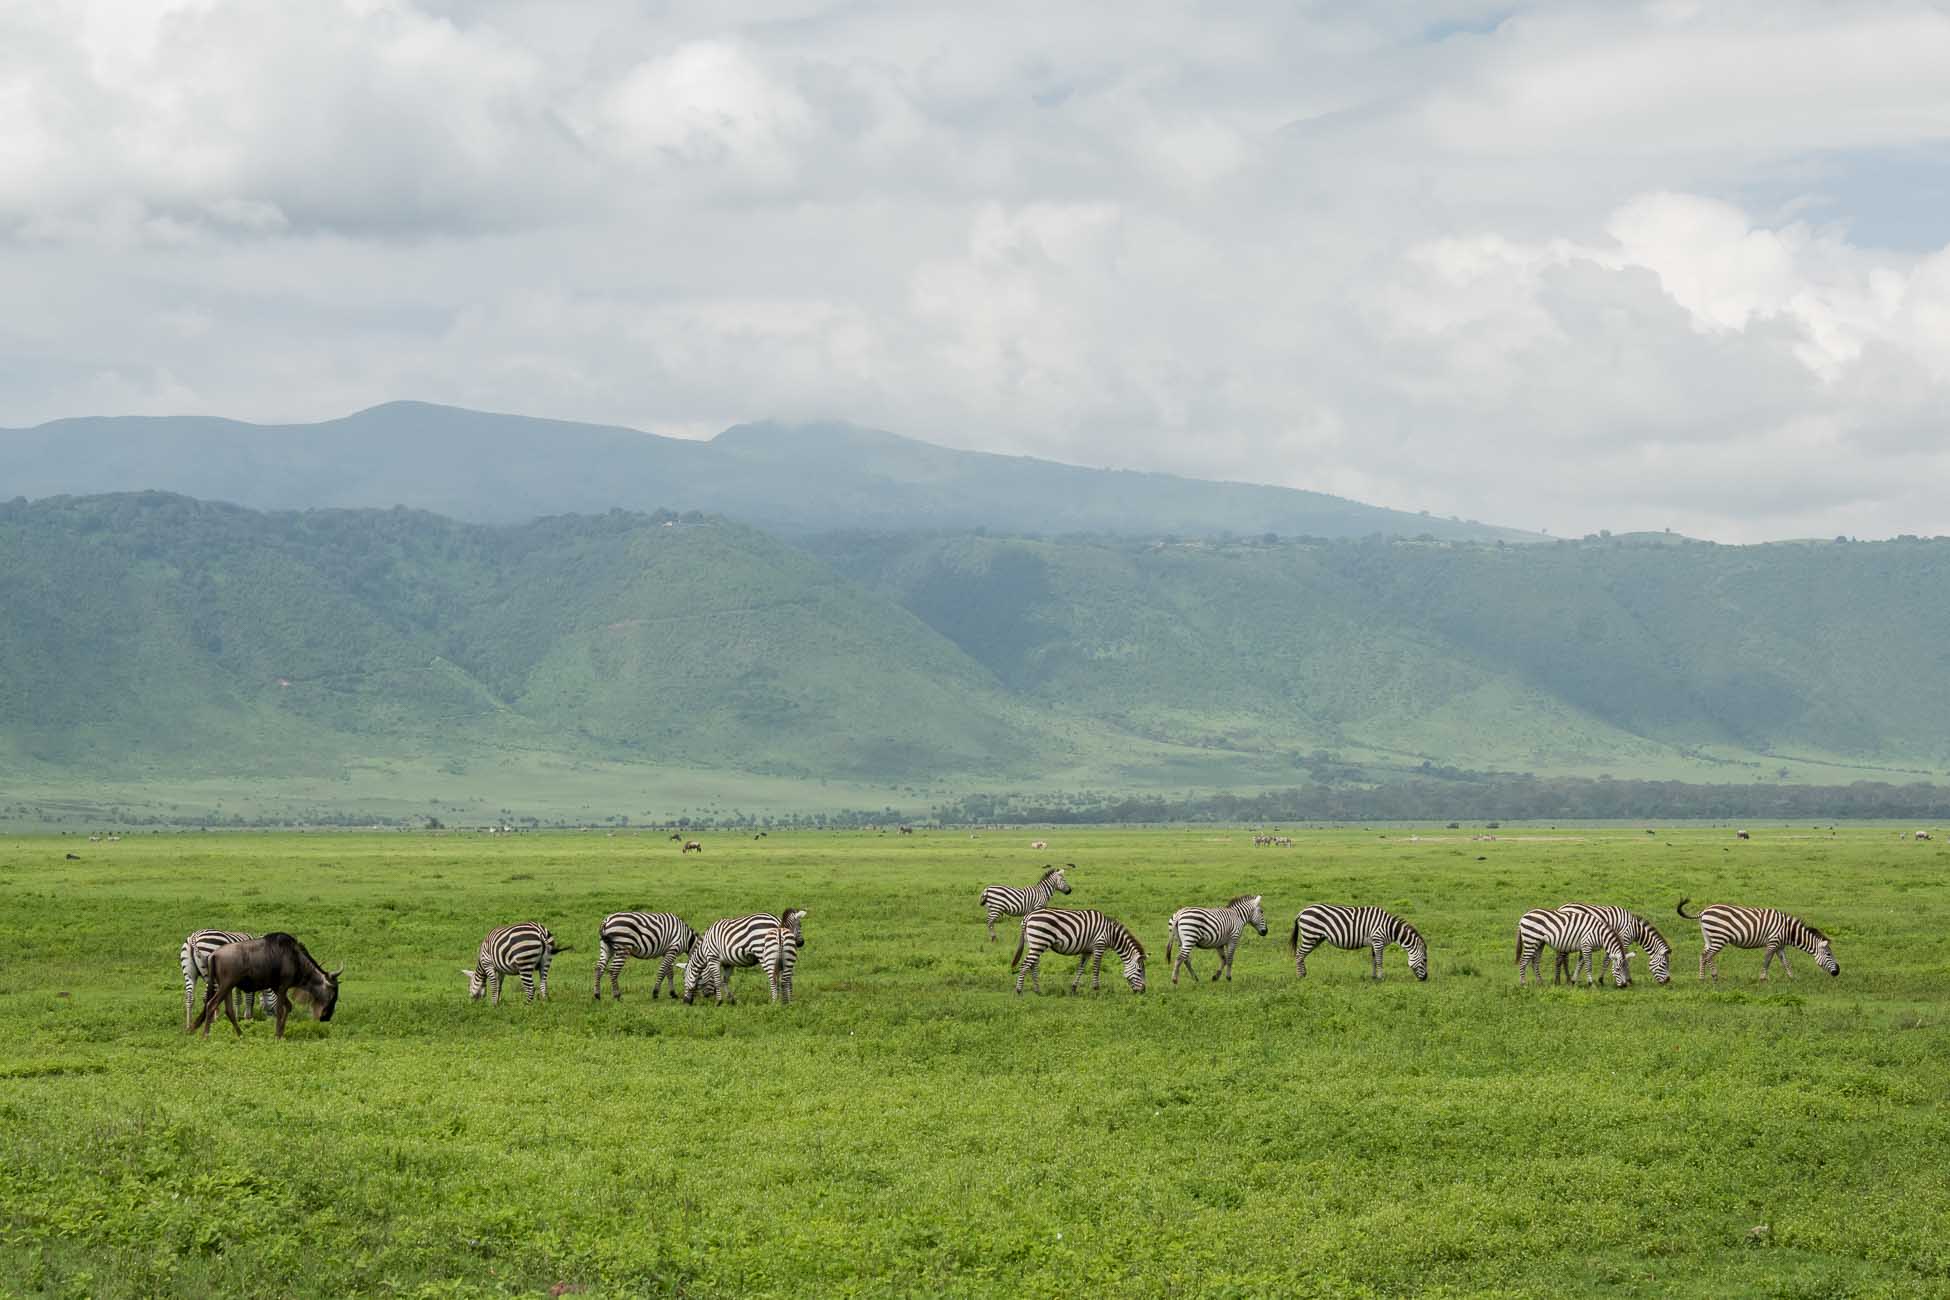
3 0 1950 541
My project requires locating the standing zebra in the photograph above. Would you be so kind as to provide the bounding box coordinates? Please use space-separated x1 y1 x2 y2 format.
180 930 276 1029
1516 908 1630 988
462 923 569 1005
1552 904 1673 985
1678 900 1839 980
1012 908 1146 995
593 912 698 1000
979 865 1073 942
1164 894 1267 985
1289 905 1429 981
682 909 806 1005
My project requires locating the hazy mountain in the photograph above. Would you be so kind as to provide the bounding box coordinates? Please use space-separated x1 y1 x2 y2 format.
0 401 1536 542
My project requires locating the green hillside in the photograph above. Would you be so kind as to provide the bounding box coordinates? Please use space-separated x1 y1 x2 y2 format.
0 402 1534 542
5 495 1950 824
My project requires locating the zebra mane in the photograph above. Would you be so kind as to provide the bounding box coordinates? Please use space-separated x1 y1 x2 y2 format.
1801 921 1828 942
1036 865 1065 885
1392 915 1426 950
1226 894 1259 909
1636 917 1671 952
1111 918 1146 959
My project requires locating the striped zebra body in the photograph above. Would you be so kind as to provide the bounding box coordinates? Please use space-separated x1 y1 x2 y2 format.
978 866 1073 942
180 930 276 1029
1289 905 1429 981
1165 894 1267 985
1678 900 1838 980
464 923 566 1005
1517 908 1629 987
1553 904 1673 985
683 909 806 1005
594 912 697 1000
1012 908 1146 995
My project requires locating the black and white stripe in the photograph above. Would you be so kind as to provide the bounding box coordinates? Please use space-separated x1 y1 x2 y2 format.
1517 908 1630 987
682 909 806 1005
1011 908 1146 995
1289 905 1429 981
1165 894 1267 985
978 865 1073 942
1678 899 1839 980
1553 904 1673 985
463 923 566 1005
180 930 275 1029
593 911 697 1000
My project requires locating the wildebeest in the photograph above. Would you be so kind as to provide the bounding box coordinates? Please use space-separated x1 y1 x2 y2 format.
682 840 703 853
189 933 341 1039
1736 829 1751 840
1030 839 1047 850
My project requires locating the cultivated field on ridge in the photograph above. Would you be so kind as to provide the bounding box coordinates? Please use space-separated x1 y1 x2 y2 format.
1 827 1945 1297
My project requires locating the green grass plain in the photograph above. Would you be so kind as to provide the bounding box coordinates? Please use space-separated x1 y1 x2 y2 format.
0 826 1945 1298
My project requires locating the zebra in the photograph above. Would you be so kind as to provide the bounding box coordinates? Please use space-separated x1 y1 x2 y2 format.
1678 899 1839 981
1289 905 1429 981
978 864 1073 942
1012 908 1146 995
462 923 569 1005
1552 904 1673 985
682 909 806 1005
1164 894 1267 985
180 930 276 1029
593 912 698 1000
1517 908 1630 988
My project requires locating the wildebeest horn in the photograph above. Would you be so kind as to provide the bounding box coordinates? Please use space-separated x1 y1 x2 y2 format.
331 967 344 979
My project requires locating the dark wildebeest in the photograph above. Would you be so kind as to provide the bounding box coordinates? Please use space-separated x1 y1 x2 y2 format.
683 840 703 853
189 932 341 1039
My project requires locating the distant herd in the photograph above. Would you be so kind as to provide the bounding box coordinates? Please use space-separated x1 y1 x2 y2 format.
175 844 1843 1038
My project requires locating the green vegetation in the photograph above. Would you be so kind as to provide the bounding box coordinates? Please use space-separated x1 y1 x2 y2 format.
1 827 1944 1297
9 494 1950 827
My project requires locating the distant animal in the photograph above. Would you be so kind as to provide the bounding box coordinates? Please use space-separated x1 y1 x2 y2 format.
189 932 340 1039
1517 908 1629 988
669 833 683 842
180 929 277 1029
1678 899 1838 981
978 864 1073 942
1736 830 1750 840
464 923 568 1005
1165 895 1267 985
682 840 702 853
1030 840 1047 850
1916 831 1933 841
1012 908 1146 995
1289 905 1429 981
898 825 914 835
1552 905 1672 985
593 912 697 1000
65 852 79 860
682 909 806 1005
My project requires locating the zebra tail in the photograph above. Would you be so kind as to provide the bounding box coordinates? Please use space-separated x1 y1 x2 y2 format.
1165 933 1176 964
1287 916 1300 954
1676 898 1697 920
1010 930 1025 971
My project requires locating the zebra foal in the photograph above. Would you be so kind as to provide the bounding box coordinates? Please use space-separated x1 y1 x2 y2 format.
1552 904 1673 985
978 865 1072 942
1012 908 1146 995
1517 908 1629 987
1678 900 1838 980
463 923 569 1005
1165 894 1266 985
1289 905 1429 981
180 930 276 1029
594 911 698 1000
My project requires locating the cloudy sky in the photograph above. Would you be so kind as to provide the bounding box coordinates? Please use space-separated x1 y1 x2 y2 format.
4 0 1949 541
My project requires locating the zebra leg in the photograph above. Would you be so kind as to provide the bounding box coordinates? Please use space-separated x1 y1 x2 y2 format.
491 972 505 1007
1552 949 1571 985
1215 941 1230 982
987 914 998 943
1093 946 1105 992
1070 953 1090 994
1778 948 1794 980
1371 941 1386 980
594 948 607 1000
520 970 537 1003
654 952 676 998
720 964 735 1006
1295 936 1318 978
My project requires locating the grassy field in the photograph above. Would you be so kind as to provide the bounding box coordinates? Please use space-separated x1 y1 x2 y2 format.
0 826 1945 1298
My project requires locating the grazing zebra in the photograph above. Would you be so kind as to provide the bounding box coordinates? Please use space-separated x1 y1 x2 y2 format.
1289 905 1429 981
978 865 1073 942
1012 908 1146 995
1165 894 1267 985
682 909 806 1005
1678 899 1839 981
1552 904 1673 985
462 923 568 1005
180 930 276 1029
1516 908 1630 988
593 912 698 1000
